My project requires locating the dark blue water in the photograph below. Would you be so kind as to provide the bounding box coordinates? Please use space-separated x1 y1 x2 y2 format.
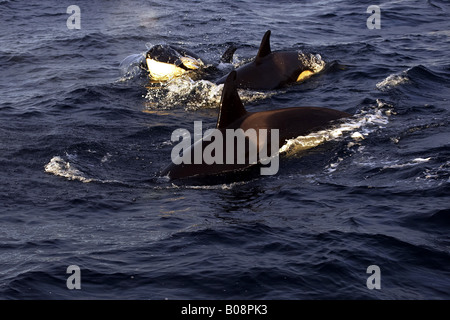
1 0 449 300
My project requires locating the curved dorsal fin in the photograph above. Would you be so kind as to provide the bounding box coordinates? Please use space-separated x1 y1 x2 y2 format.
255 30 271 64
220 44 237 64
216 71 247 129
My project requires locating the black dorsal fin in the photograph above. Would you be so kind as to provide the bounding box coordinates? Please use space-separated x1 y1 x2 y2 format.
216 71 247 129
220 44 237 64
255 30 271 64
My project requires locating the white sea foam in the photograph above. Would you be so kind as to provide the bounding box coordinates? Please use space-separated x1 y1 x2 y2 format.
44 155 118 184
184 180 249 190
44 156 94 183
154 179 249 190
165 78 223 109
382 157 432 169
145 77 275 110
376 70 410 91
354 157 432 170
280 100 391 157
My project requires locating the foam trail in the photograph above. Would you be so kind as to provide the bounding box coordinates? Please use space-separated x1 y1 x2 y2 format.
280 100 392 157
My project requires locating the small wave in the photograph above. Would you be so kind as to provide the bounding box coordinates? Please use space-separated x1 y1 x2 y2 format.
406 65 449 84
280 100 392 157
155 180 249 190
376 70 410 91
352 157 433 172
416 160 450 182
382 157 432 169
376 65 448 92
44 154 118 184
44 156 94 183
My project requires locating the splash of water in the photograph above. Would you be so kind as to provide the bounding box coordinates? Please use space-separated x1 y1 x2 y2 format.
44 154 118 184
376 69 410 91
298 52 326 73
144 76 275 110
44 155 94 183
280 100 392 157
118 53 146 81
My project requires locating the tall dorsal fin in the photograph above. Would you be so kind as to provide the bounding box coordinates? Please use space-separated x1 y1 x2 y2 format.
216 71 247 129
255 30 271 64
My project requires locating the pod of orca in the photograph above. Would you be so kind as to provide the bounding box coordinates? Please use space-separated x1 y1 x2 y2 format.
143 30 352 180
145 30 319 89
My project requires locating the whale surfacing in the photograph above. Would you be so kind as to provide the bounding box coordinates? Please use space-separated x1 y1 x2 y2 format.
145 45 205 81
217 30 323 90
145 44 237 82
161 71 350 180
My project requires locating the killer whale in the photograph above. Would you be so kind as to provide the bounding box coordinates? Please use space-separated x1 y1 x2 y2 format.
144 30 322 89
216 30 322 90
144 44 205 81
144 44 237 81
161 71 350 180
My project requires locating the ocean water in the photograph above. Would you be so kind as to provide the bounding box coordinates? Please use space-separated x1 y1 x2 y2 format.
0 0 449 300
